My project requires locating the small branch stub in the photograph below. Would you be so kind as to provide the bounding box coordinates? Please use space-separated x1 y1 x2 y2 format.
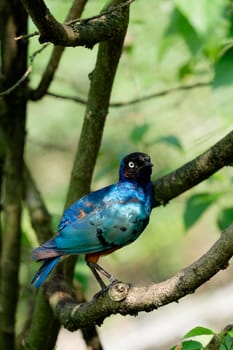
108 282 130 301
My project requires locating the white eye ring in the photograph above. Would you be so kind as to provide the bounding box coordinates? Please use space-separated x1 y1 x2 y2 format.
128 161 135 168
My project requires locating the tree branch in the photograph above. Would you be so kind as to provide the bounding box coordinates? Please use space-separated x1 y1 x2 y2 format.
23 164 53 244
64 0 130 208
60 0 129 308
30 0 88 101
23 288 61 350
0 44 49 97
0 2 27 349
20 0 72 45
45 81 210 107
152 129 233 207
45 222 233 330
21 0 132 47
24 2 129 349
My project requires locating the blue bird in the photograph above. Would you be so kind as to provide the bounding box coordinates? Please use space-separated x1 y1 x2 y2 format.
31 152 154 289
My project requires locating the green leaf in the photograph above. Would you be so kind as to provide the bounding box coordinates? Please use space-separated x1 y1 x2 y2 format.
178 340 203 350
178 61 195 80
226 329 233 338
130 123 149 145
174 0 226 36
161 0 228 61
184 192 222 230
227 329 233 338
220 334 233 350
184 326 215 339
164 8 201 55
182 340 203 350
217 208 233 231
153 135 183 151
213 46 233 87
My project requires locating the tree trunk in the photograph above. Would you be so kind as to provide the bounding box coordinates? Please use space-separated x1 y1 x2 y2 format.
0 1 28 349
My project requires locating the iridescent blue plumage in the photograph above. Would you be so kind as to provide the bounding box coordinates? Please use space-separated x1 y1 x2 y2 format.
32 152 154 289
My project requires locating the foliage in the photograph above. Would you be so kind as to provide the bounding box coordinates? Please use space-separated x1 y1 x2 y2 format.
160 0 232 81
184 192 224 230
171 325 233 350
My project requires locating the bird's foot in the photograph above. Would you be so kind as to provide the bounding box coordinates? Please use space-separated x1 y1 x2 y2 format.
92 279 118 300
92 280 130 302
87 261 119 289
87 261 130 301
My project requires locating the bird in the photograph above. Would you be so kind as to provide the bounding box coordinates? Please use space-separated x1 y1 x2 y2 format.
31 152 154 289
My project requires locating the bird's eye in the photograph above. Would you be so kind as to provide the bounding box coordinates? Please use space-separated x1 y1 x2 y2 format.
128 161 135 168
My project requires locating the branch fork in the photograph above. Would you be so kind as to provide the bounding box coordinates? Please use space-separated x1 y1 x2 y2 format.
21 0 132 47
42 223 233 331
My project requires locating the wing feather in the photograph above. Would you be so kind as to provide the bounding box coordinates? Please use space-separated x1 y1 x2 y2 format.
54 182 151 255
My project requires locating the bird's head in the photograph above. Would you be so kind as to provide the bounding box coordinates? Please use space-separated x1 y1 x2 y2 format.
119 152 153 187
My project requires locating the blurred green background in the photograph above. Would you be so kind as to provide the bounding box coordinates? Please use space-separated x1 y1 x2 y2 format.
19 0 233 348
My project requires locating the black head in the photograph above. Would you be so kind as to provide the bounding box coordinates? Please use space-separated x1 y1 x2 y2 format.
119 152 153 187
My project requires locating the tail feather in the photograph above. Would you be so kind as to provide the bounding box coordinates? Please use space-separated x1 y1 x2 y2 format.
31 256 60 288
32 239 60 261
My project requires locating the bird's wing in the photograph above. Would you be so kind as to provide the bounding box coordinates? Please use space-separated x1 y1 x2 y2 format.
54 183 149 255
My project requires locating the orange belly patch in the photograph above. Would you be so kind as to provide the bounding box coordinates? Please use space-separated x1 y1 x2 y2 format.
85 246 121 263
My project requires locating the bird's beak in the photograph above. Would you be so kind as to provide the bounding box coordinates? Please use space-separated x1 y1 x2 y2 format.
145 161 153 167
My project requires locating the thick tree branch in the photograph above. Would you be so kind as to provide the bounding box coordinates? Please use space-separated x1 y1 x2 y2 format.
61 4 129 347
20 0 72 45
23 288 60 350
0 2 27 349
152 129 233 207
65 0 130 207
45 223 233 330
61 0 129 307
21 0 132 47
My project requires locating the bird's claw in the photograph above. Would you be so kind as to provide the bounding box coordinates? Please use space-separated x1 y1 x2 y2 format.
92 280 130 302
92 279 119 300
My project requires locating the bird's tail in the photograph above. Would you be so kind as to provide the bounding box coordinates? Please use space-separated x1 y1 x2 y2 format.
31 238 61 288
31 256 61 288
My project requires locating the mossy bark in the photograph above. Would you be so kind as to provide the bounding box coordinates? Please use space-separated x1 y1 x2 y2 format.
0 1 28 349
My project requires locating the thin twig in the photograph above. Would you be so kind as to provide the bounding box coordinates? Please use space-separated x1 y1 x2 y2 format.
0 67 32 96
0 44 49 96
110 81 210 106
29 43 50 62
66 0 135 25
15 31 39 41
30 0 88 101
46 91 87 105
45 81 211 107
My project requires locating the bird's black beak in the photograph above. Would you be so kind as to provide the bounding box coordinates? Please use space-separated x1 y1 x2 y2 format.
145 161 153 167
